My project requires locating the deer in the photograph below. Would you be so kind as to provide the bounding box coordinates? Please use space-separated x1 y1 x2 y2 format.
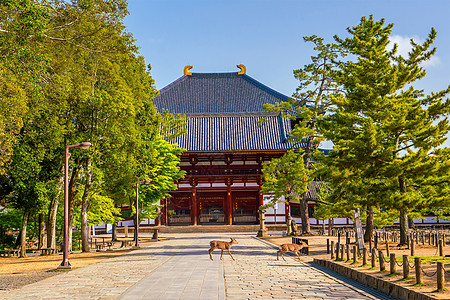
209 238 238 261
277 242 307 261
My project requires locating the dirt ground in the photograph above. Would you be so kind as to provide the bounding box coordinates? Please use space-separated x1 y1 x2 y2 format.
0 238 152 291
2 233 450 299
263 234 450 299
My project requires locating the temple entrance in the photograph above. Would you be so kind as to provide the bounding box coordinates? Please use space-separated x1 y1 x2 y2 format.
198 192 226 224
167 193 192 225
232 191 258 224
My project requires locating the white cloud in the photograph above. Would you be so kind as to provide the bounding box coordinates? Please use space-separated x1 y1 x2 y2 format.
388 35 441 67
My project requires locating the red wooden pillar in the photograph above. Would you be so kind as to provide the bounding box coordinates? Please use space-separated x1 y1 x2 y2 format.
258 177 264 207
226 178 233 225
190 179 198 226
192 187 198 225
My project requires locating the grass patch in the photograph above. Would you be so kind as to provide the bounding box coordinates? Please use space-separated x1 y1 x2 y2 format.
433 288 447 292
414 282 426 287
387 272 401 277
394 255 450 265
398 276 414 281
351 261 360 264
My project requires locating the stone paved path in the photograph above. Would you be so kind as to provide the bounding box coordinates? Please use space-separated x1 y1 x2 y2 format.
0 233 387 299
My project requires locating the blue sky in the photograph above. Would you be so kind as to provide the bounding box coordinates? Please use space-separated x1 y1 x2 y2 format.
124 0 450 147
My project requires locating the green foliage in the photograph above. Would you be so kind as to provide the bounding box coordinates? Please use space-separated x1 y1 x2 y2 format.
0 0 186 247
315 16 450 229
261 150 310 209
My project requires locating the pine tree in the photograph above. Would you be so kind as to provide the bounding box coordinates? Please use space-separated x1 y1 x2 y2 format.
263 36 341 234
319 16 450 244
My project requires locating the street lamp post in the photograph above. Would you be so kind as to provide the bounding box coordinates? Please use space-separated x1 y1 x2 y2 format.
135 180 151 248
58 142 92 269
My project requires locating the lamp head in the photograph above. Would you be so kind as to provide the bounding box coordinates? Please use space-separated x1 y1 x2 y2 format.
79 142 92 149
143 180 151 184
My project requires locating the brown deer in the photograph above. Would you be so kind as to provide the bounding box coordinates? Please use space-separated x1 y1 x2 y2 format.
209 238 238 261
277 242 307 261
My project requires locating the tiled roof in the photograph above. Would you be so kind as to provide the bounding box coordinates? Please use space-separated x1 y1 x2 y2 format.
173 114 303 152
153 72 289 114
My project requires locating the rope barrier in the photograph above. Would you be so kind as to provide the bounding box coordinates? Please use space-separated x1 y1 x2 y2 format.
441 264 450 276
395 259 403 267
408 261 415 269
420 265 437 277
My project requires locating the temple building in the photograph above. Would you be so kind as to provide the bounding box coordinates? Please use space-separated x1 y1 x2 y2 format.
152 64 308 226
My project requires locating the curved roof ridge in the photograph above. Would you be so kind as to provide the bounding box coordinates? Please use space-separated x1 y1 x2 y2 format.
153 71 291 114
158 75 189 94
240 74 290 102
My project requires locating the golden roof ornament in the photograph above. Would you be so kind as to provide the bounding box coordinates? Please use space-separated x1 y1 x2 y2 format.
184 65 193 76
237 64 246 75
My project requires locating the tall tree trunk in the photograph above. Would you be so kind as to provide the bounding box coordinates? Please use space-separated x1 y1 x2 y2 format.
299 198 311 234
68 162 80 253
398 176 409 245
38 213 45 249
328 218 333 236
81 158 92 252
47 168 64 249
399 206 409 245
408 217 416 230
364 206 374 243
112 224 117 241
19 209 30 258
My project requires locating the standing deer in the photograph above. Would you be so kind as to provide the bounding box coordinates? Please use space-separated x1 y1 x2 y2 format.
277 242 307 261
209 238 238 261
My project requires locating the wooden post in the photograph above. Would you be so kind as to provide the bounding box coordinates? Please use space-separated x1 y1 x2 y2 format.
407 233 410 250
327 239 330 254
422 232 425 245
410 238 415 256
379 250 385 271
415 257 422 285
340 244 344 260
346 244 350 261
335 242 340 260
331 241 335 259
385 240 390 257
371 248 376 268
439 239 444 256
369 238 372 252
124 226 128 238
390 253 396 274
346 232 349 244
437 262 445 291
363 248 367 265
403 255 409 279
353 245 357 263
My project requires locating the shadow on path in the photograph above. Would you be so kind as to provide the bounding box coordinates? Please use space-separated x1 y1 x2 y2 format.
308 262 396 300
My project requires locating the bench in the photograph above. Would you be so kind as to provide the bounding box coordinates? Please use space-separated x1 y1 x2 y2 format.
106 242 114 250
0 249 20 257
96 244 105 251
120 240 133 248
40 248 57 255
